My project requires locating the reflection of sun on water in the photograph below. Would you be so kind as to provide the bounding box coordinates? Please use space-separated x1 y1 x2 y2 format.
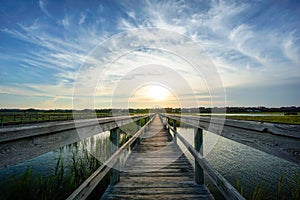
147 85 170 101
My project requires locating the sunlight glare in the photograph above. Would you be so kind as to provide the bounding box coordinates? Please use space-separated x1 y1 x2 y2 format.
148 85 170 101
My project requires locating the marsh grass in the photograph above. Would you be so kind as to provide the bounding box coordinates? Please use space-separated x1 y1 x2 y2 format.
1 144 101 200
290 173 300 200
235 173 300 200
235 176 244 196
226 115 300 125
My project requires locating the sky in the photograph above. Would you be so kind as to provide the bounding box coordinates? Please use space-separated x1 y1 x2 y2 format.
0 0 300 109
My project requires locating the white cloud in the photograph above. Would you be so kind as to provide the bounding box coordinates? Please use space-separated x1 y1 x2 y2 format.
282 32 300 64
38 0 51 18
1 0 300 108
79 12 86 25
229 24 254 49
0 82 72 99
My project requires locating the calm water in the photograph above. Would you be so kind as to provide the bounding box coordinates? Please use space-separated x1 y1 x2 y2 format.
1 126 299 199
177 127 300 199
0 130 115 186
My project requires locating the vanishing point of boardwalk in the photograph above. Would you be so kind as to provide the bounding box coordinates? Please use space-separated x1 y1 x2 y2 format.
101 115 213 199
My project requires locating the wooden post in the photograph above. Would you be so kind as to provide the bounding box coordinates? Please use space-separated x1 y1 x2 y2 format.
146 116 150 130
173 119 177 144
166 118 170 134
194 127 204 184
136 119 141 132
136 120 141 144
110 127 120 185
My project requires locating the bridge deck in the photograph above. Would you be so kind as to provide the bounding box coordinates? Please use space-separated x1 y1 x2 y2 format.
101 115 213 199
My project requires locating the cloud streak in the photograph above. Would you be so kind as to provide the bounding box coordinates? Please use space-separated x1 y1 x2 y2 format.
0 0 299 108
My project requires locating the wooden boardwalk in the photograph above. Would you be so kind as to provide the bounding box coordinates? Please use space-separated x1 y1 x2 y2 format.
101 115 213 199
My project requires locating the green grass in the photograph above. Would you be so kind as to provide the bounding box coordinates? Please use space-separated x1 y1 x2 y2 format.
225 115 300 125
0 112 114 126
1 144 101 200
183 112 300 125
235 173 300 200
0 111 149 127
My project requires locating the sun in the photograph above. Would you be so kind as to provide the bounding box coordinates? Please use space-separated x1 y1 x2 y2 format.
148 85 170 101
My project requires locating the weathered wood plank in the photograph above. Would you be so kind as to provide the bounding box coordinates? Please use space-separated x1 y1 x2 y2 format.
101 115 213 200
105 187 211 195
164 114 300 164
102 193 212 200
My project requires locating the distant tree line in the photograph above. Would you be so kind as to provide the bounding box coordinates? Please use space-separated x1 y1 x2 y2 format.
1 106 299 114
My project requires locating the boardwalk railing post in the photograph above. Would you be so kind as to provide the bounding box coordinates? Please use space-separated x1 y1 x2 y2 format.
173 119 177 144
110 127 120 185
136 119 141 131
195 127 204 184
166 117 170 134
136 119 141 145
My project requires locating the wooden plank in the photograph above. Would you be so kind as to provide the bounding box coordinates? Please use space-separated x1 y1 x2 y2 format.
165 114 300 164
0 115 149 169
167 114 300 138
105 187 210 195
102 193 212 200
0 115 146 142
101 115 213 200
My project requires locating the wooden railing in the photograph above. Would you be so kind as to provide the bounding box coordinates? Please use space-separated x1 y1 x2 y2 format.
161 114 300 200
162 114 244 200
66 115 155 199
163 114 300 164
1 113 298 199
0 114 152 169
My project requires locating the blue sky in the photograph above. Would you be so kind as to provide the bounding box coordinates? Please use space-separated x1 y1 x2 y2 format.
0 0 300 109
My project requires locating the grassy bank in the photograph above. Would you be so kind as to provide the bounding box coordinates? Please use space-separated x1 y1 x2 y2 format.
225 115 300 125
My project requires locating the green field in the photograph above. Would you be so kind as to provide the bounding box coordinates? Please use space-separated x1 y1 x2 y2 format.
0 112 111 126
225 115 300 125
0 109 150 127
185 112 300 125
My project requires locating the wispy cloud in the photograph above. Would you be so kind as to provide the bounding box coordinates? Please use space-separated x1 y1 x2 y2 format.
38 0 51 18
1 0 299 108
282 32 300 65
79 12 86 25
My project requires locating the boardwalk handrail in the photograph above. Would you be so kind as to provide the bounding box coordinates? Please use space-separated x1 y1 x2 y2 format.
0 115 150 169
163 114 300 164
67 115 155 200
163 115 245 200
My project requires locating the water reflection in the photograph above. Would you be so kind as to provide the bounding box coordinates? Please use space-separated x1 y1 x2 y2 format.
0 130 113 198
177 127 300 199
